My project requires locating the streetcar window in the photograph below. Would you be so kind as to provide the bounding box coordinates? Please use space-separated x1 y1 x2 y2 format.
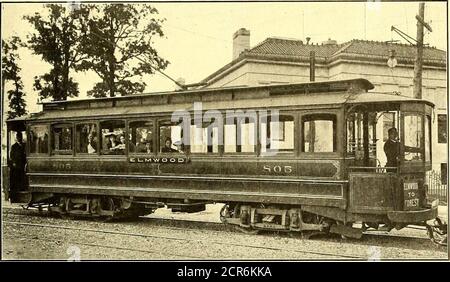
425 115 431 163
51 124 73 154
224 116 256 153
75 123 97 154
346 113 356 155
260 114 294 153
224 123 237 153
302 114 336 153
100 120 126 155
382 112 396 142
159 121 184 153
29 125 48 154
190 120 219 154
130 120 153 154
404 114 424 161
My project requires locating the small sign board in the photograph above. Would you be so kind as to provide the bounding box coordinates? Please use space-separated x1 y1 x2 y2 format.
403 181 420 210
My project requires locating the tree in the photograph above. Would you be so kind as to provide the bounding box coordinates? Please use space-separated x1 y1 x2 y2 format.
2 36 27 119
78 3 169 98
25 4 87 101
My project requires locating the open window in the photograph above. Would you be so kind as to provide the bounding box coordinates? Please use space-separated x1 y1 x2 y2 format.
100 120 126 155
75 123 98 154
403 114 424 162
29 124 49 154
190 119 220 154
51 124 73 155
224 116 257 153
159 120 185 154
346 112 384 160
260 114 294 154
302 114 336 153
129 120 154 154
425 115 431 163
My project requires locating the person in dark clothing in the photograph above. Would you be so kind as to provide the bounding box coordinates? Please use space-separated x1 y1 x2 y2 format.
384 127 400 171
136 139 153 154
161 137 178 153
9 132 27 192
380 127 400 232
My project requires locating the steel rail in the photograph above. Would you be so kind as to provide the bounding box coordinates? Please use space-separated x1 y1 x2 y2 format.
4 207 439 244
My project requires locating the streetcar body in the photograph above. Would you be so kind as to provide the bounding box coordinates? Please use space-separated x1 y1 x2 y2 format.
3 78 440 237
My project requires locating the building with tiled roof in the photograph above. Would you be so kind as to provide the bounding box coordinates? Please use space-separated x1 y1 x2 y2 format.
200 28 447 179
201 34 446 90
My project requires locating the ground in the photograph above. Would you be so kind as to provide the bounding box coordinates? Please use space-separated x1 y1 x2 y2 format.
1 196 448 261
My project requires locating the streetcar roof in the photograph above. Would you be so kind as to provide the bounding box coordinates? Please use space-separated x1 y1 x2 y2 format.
6 78 434 122
39 78 375 106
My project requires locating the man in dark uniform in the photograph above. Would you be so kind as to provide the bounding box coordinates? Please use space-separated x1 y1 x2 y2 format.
9 132 27 193
380 127 400 232
384 127 400 172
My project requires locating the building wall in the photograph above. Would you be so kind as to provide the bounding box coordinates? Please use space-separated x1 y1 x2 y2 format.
245 61 330 85
207 60 330 88
206 63 251 88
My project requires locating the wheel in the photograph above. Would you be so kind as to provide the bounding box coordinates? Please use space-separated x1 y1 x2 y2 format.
219 204 230 223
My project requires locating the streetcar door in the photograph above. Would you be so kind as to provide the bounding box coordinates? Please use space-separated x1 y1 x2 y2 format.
346 108 402 213
3 119 30 203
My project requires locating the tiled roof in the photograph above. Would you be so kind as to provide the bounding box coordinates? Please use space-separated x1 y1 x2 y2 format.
248 37 341 58
249 37 446 61
201 37 446 85
334 39 446 62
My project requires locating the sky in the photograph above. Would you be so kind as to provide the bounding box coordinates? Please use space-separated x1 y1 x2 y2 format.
1 0 448 114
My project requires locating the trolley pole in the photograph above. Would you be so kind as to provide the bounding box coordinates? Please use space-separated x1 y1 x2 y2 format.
413 3 427 99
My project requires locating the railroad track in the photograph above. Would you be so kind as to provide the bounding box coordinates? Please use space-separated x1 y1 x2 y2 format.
3 207 438 244
3 220 367 259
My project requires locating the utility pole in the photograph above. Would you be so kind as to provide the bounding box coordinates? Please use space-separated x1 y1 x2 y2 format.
413 3 432 99
413 3 425 99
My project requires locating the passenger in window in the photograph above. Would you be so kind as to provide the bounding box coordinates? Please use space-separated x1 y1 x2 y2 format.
106 133 119 152
173 140 185 154
87 134 97 154
136 139 153 154
145 141 153 154
40 134 49 153
128 134 136 153
136 138 146 153
111 135 126 154
161 137 178 153
384 127 399 171
118 135 126 150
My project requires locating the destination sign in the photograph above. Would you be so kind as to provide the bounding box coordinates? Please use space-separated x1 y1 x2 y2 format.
128 157 189 164
403 181 420 210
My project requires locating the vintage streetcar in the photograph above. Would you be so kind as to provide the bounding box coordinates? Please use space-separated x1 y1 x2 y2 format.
2 78 447 242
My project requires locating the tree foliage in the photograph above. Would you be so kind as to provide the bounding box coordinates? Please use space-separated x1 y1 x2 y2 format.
2 36 27 119
78 3 169 97
25 4 86 101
